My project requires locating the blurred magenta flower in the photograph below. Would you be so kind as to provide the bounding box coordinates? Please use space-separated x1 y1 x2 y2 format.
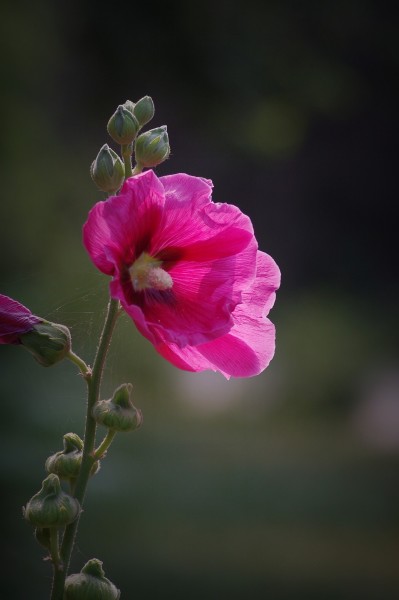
83 170 280 377
0 294 41 344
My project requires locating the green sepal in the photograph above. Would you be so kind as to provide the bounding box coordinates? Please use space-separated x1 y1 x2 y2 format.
134 126 170 168
64 558 120 599
90 144 125 194
107 105 139 145
45 433 100 480
92 383 143 432
122 99 136 115
20 321 71 367
23 474 80 528
133 95 155 127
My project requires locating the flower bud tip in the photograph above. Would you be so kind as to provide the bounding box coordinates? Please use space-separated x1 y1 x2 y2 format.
135 125 170 168
133 95 155 127
91 144 125 194
107 105 139 145
64 558 120 600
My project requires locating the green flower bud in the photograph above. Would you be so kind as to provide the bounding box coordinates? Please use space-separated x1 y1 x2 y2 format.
20 321 71 367
133 95 155 127
23 474 80 528
107 105 139 145
135 126 170 168
64 558 120 600
45 433 100 480
90 144 125 194
93 383 143 432
122 99 136 115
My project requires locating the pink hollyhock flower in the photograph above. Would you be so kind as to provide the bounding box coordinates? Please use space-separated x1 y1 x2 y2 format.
83 170 280 378
0 294 41 344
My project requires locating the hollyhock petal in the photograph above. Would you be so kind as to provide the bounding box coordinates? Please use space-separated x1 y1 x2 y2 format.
154 250 280 377
83 170 165 275
152 177 254 256
0 294 41 344
155 318 276 378
160 173 213 208
198 317 276 378
242 251 281 316
110 278 158 346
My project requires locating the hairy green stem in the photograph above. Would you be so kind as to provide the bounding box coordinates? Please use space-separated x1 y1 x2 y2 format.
50 528 61 570
132 163 143 175
93 429 116 460
50 298 120 600
67 350 90 377
121 143 133 178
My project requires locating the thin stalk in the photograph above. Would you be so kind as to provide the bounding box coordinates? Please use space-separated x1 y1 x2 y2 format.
67 350 90 377
49 528 61 570
132 163 143 175
121 143 133 178
93 429 116 460
50 298 120 600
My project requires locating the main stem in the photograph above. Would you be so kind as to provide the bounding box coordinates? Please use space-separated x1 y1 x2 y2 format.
50 298 120 600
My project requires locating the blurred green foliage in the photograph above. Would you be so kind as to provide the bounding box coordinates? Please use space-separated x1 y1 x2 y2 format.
1 1 398 599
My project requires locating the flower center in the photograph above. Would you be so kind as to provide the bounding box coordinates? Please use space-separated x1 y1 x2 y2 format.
130 252 173 292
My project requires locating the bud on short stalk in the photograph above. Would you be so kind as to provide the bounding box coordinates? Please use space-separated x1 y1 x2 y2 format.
64 558 120 600
93 383 142 432
122 99 136 115
45 432 99 480
20 321 71 367
107 105 139 145
91 144 125 193
23 474 80 528
133 95 155 128
135 126 170 168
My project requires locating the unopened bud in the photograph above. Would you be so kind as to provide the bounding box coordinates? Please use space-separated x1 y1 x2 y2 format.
135 126 170 168
45 433 100 480
64 558 120 600
133 95 155 128
90 144 125 194
23 474 80 528
20 321 71 367
107 105 139 145
122 99 136 115
93 383 143 432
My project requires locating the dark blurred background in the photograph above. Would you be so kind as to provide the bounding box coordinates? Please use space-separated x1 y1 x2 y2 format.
1 1 398 598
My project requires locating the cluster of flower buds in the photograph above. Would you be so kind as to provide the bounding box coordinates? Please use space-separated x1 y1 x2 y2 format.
91 95 170 194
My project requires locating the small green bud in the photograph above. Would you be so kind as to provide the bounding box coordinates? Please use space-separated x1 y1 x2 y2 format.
45 433 100 480
107 105 139 145
20 321 71 367
93 383 143 432
122 99 136 115
90 144 125 194
133 95 155 127
64 558 120 600
135 125 170 168
23 474 80 528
